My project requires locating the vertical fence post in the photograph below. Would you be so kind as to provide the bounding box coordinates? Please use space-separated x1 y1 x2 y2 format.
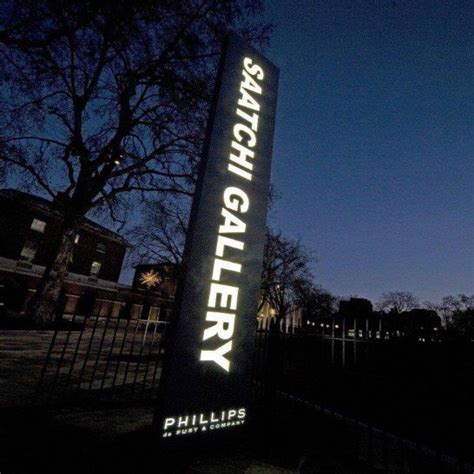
331 318 335 365
131 318 150 399
342 317 346 368
354 317 358 366
150 312 171 390
120 319 140 395
61 314 86 398
100 316 123 391
141 320 160 399
74 315 100 397
34 325 60 404
109 317 131 399
46 313 79 404
88 316 111 392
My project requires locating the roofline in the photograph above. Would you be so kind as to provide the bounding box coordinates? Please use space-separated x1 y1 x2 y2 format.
0 188 129 246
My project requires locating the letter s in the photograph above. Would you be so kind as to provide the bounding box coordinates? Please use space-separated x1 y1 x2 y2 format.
244 57 264 80
238 408 246 419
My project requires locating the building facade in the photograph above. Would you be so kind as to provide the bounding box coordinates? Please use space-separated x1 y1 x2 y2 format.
0 189 175 321
257 300 303 333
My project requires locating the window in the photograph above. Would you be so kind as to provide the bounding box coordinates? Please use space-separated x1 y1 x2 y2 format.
98 301 112 317
20 240 38 262
96 242 106 253
74 234 80 244
111 302 123 318
31 218 46 233
64 295 79 314
90 260 102 277
131 304 143 320
148 306 160 321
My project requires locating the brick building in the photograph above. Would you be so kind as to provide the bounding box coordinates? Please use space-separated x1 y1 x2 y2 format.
0 189 175 321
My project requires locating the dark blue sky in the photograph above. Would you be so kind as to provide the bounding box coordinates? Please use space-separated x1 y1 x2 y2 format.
263 0 473 302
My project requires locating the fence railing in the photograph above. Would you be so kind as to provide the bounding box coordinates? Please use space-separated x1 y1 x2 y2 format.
1 310 472 471
253 320 474 473
33 315 168 407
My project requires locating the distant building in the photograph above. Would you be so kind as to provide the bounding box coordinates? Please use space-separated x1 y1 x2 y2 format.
131 262 178 320
0 189 175 320
257 300 303 333
314 297 443 341
338 297 373 319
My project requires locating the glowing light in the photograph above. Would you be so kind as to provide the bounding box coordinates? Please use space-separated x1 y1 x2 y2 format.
139 270 161 288
162 408 247 437
199 56 265 372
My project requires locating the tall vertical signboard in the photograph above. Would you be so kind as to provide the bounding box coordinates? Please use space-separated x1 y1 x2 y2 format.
154 33 279 441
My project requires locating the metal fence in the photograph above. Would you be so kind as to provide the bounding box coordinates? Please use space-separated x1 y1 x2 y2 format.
253 318 474 473
34 315 168 407
2 309 472 471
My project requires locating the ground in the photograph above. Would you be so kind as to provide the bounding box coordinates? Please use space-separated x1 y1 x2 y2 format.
0 330 52 406
0 405 379 474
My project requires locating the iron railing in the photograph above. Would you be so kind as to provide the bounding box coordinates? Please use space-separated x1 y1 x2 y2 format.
34 315 168 407
253 319 474 473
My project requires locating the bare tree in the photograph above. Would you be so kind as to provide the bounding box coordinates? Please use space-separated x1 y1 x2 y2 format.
292 278 337 323
130 182 279 275
0 0 270 325
133 221 316 327
377 291 419 314
434 294 474 328
260 229 313 325
130 194 189 266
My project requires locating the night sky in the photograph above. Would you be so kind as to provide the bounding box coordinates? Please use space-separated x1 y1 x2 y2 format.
4 2 471 304
263 0 473 302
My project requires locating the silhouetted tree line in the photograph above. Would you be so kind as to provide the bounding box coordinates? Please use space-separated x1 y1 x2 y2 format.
301 291 473 340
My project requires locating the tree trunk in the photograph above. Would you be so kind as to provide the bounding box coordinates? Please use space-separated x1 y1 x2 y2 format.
27 218 79 327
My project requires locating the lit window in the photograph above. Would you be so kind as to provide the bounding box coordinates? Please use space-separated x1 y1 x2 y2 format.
20 240 38 262
31 218 46 233
90 261 102 276
96 242 106 253
74 234 80 244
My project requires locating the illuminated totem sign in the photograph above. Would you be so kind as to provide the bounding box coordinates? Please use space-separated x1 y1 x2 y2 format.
154 33 279 440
